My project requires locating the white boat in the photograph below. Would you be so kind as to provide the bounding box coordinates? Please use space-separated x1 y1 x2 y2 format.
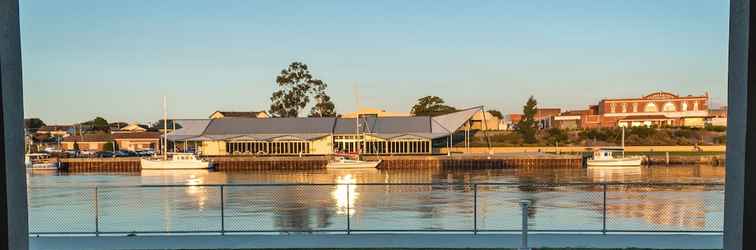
326 156 382 169
140 96 211 170
141 153 210 170
586 127 643 167
25 153 60 170
586 148 643 166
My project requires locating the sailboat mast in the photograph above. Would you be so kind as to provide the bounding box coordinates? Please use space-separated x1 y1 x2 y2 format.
621 126 625 158
163 96 168 160
354 85 360 158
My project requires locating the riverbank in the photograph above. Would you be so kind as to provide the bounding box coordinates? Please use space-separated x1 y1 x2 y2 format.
440 145 726 154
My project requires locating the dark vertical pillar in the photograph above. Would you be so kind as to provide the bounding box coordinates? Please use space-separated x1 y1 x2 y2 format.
725 0 755 249
0 0 27 249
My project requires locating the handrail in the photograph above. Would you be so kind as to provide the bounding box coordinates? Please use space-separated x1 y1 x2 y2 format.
27 182 725 189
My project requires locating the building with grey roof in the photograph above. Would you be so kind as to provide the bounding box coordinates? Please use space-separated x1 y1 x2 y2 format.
169 107 482 156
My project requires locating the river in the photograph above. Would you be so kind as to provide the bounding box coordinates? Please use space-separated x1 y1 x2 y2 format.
27 165 725 234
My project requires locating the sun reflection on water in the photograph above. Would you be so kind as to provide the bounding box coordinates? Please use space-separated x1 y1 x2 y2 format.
332 174 358 216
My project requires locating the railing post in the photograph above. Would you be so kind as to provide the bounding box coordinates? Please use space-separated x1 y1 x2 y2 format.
94 187 99 236
220 185 225 235
346 184 351 235
473 184 477 235
602 183 607 235
519 199 531 250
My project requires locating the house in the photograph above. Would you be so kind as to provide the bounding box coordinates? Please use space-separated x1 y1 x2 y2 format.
464 111 503 130
35 125 73 138
341 107 412 118
61 134 112 151
112 123 149 134
706 106 728 127
169 108 482 156
112 132 161 151
209 111 270 119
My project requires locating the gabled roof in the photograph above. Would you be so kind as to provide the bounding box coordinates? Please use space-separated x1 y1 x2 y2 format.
166 119 212 141
210 111 269 118
203 117 337 135
175 107 482 141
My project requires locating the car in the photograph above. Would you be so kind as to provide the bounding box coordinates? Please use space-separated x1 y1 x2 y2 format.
95 151 115 158
136 150 155 157
116 150 138 157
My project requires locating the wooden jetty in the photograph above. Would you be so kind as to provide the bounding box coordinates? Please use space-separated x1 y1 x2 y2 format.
57 153 583 172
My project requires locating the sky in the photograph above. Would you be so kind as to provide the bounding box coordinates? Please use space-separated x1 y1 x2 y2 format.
20 0 730 124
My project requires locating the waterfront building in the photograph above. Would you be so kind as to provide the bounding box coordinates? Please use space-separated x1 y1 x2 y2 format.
209 110 270 119
598 91 709 128
545 91 712 129
340 107 412 118
61 134 111 151
171 108 481 156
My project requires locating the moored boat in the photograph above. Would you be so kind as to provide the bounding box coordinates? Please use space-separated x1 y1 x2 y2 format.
25 153 61 170
140 153 211 170
326 156 381 169
586 148 643 166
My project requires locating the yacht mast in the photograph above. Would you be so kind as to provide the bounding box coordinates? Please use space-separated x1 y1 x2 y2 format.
163 96 168 160
621 126 625 158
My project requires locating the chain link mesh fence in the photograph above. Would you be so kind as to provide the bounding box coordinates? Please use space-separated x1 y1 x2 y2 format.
28 183 724 235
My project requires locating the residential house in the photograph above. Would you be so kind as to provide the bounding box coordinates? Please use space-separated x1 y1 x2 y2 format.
341 107 412 118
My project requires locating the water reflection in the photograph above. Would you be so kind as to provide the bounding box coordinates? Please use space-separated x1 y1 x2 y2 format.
332 174 358 216
27 165 725 233
587 166 642 182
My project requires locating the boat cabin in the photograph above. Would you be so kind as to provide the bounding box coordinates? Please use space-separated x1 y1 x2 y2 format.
590 147 625 160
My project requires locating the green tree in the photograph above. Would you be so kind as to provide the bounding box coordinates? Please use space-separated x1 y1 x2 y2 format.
487 109 504 119
516 96 538 144
544 128 568 145
410 96 457 116
269 62 332 117
103 141 115 152
150 120 183 131
92 117 109 132
309 93 337 117
24 118 46 132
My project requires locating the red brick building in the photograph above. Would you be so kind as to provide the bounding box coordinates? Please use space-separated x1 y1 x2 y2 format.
565 91 710 128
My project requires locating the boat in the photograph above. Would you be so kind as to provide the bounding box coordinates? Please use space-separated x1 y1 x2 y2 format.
586 148 643 166
327 156 382 169
141 152 210 170
140 96 211 170
586 127 643 167
25 153 61 170
326 85 382 169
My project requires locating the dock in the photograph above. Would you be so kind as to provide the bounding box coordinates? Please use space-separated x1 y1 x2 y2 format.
58 153 584 172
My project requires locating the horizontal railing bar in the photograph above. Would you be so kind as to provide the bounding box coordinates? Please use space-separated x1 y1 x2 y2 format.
28 182 725 189
29 229 724 235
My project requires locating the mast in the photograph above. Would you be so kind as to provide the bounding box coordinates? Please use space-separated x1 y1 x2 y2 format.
353 84 361 159
621 126 625 158
163 96 168 160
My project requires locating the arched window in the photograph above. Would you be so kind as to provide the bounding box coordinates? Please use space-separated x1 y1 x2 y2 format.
633 103 638 112
682 102 688 111
610 103 616 113
621 103 627 113
644 103 658 112
662 102 676 112
693 101 699 111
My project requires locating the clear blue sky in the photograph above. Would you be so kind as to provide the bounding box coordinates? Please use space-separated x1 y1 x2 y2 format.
20 0 729 124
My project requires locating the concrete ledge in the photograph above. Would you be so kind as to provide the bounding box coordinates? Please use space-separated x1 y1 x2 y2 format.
29 233 723 250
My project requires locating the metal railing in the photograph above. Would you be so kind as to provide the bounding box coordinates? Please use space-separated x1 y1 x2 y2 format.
27 182 724 236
